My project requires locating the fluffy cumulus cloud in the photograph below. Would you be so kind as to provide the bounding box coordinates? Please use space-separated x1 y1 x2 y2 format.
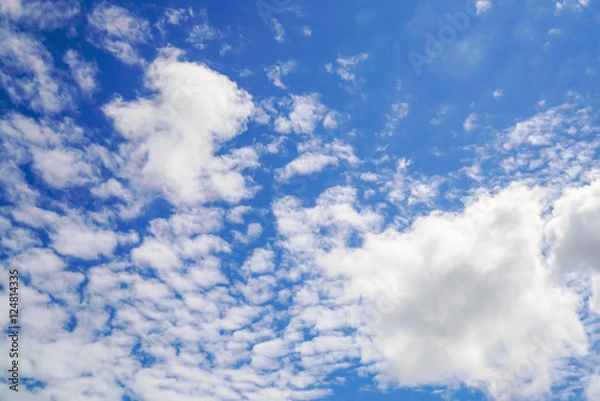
276 139 359 182
546 180 600 272
103 48 258 206
274 182 597 400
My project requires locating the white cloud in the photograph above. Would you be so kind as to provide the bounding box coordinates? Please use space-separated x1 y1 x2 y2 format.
186 11 220 49
31 147 95 188
63 49 98 92
586 374 600 400
276 138 359 182
493 89 503 98
326 53 368 84
219 44 232 55
360 172 381 182
0 113 99 188
242 247 275 275
473 103 599 190
276 183 589 400
266 60 296 89
556 0 590 11
226 205 253 224
546 180 600 272
103 48 258 206
51 220 119 259
0 0 79 29
274 94 328 135
0 27 70 113
476 0 493 14
463 112 478 131
87 3 150 65
381 102 410 136
302 25 312 36
271 18 285 43
162 7 193 26
590 274 600 314
91 178 132 202
187 23 218 48
277 153 339 182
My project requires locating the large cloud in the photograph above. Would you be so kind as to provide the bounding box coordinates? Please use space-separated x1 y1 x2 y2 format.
275 183 590 400
103 48 258 206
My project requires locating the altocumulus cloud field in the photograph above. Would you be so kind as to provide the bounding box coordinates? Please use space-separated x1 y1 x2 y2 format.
0 0 599 400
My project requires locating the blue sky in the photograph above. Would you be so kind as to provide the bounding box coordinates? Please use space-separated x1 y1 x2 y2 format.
1 0 600 400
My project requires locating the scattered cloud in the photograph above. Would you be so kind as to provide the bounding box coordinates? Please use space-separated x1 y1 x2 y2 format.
463 112 477 131
63 49 99 93
271 18 285 43
87 3 150 65
186 11 221 49
326 53 369 85
0 27 71 113
381 102 410 136
266 60 296 89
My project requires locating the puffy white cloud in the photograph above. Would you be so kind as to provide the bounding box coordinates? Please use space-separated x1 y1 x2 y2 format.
87 3 150 65
32 147 95 188
51 220 120 260
275 137 359 182
274 94 328 135
91 178 132 202
103 48 258 206
546 180 600 272
586 374 600 400
226 205 253 224
277 153 338 182
274 186 383 255
242 247 275 275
